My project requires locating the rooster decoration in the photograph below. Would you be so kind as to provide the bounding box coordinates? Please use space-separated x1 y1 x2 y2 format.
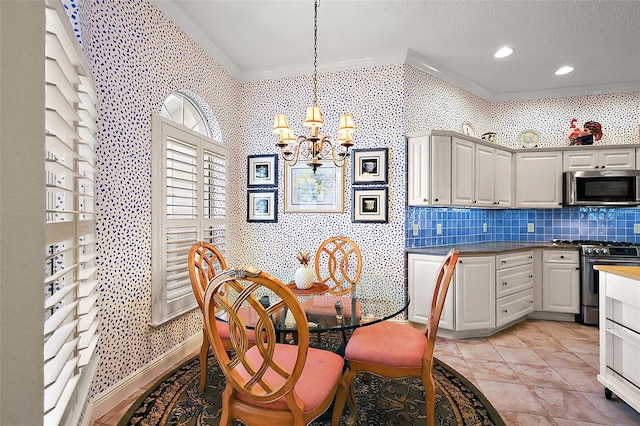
568 119 602 145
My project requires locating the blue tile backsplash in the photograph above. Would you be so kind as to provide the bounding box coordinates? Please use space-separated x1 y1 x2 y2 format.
405 207 640 247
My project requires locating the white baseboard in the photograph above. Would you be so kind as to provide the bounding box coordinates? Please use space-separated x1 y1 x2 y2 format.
90 333 201 422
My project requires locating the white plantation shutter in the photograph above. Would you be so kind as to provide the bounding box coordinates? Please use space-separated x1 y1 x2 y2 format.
44 1 99 425
151 114 227 325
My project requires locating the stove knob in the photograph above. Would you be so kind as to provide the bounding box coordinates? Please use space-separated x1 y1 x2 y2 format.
602 248 608 255
595 249 601 254
586 248 593 254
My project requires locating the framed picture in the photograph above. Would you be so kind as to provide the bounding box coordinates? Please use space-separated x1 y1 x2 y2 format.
284 160 344 213
352 148 388 185
247 189 278 222
352 187 388 223
247 154 277 187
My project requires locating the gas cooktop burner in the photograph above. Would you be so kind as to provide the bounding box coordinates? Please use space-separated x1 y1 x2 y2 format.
552 239 640 248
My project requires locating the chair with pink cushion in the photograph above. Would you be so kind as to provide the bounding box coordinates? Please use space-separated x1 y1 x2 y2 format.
188 242 258 392
203 266 348 425
302 236 363 342
342 248 460 426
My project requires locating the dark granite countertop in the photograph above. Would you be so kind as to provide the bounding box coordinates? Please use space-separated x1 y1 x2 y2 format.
406 241 578 256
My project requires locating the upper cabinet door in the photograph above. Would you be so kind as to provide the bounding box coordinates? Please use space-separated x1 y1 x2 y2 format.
407 134 452 207
474 144 495 208
515 151 563 208
563 150 599 171
407 135 430 206
599 149 635 170
494 149 513 207
451 137 475 206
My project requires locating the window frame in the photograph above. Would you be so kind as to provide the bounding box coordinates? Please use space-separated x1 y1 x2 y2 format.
150 113 227 326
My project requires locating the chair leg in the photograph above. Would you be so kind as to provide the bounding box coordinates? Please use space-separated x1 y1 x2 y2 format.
331 378 348 426
199 331 209 392
342 367 358 425
424 374 437 426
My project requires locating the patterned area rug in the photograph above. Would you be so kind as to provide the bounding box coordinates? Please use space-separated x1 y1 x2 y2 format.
119 343 504 426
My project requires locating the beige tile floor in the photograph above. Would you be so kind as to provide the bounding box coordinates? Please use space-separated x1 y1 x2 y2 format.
94 319 640 425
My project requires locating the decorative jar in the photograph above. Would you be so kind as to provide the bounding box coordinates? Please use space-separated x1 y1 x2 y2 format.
294 251 314 290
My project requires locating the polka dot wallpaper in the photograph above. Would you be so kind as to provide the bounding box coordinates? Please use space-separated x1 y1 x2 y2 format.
68 0 640 401
74 0 241 396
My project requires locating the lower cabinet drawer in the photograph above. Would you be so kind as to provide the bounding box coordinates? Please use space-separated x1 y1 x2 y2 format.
496 264 534 298
496 288 534 327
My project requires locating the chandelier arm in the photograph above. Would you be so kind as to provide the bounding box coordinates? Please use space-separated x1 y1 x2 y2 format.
322 136 348 168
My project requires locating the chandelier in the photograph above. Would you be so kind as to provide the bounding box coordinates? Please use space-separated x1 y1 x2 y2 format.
272 0 356 173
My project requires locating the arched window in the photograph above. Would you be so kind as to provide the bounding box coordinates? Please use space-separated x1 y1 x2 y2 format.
152 92 227 325
160 92 211 137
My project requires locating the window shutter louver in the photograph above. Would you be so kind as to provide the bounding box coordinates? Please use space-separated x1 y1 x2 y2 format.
151 114 227 325
44 2 98 425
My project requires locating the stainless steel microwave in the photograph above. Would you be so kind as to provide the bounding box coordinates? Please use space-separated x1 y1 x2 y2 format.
563 170 640 206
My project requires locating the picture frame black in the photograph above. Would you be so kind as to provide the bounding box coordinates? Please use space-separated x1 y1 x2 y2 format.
351 148 388 185
352 186 388 223
247 189 278 222
247 154 278 188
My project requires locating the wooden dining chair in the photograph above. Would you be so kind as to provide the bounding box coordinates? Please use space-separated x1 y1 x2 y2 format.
302 236 363 337
203 266 348 426
342 248 460 426
188 241 257 392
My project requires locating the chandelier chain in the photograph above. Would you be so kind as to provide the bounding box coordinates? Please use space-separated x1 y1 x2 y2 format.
313 0 318 106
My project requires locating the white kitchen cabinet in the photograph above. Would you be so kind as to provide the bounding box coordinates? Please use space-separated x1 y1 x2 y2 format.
496 288 534 327
474 144 495 207
495 251 534 327
494 149 513 207
407 133 451 206
515 151 563 208
564 148 635 171
451 137 475 206
542 250 580 313
407 254 454 329
455 256 496 331
597 267 640 413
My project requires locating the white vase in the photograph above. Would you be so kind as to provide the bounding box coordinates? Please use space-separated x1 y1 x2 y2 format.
294 265 314 290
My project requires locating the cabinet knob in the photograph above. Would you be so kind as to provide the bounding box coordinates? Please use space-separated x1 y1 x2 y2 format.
502 282 508 286
528 255 533 259
602 165 606 169
595 165 599 169
501 260 507 264
560 255 565 259
576 267 580 270
529 275 534 278
503 309 508 313
529 300 534 304
434 198 439 201
423 198 428 202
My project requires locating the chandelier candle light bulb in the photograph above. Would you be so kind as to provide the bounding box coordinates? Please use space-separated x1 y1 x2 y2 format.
272 0 356 173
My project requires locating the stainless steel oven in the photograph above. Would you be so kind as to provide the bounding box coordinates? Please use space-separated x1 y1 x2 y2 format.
553 239 640 326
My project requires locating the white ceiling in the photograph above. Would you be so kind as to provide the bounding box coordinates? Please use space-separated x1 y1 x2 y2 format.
151 0 640 102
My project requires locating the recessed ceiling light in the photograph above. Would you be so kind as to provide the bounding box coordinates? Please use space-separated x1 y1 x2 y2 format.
555 66 574 75
494 47 514 59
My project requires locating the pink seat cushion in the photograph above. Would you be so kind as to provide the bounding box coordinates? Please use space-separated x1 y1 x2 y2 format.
216 321 258 343
345 321 427 368
215 305 259 342
235 343 344 412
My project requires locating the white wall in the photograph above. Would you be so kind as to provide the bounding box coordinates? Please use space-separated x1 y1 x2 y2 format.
0 1 45 424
